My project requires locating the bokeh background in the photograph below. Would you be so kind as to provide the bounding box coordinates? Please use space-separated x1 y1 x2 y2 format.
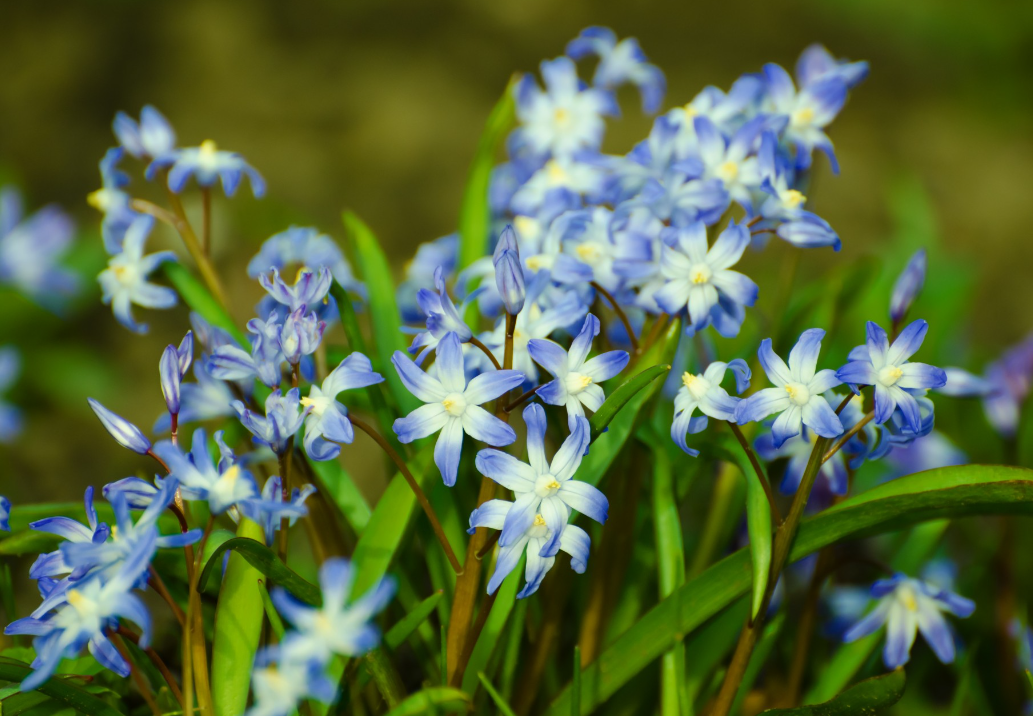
1 0 1031 503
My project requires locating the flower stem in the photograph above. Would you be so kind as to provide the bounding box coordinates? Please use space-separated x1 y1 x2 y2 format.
117 625 184 707
591 281 638 353
349 416 461 574
277 440 295 562
148 565 185 627
821 411 875 465
727 422 781 523
504 385 540 413
708 435 831 716
107 630 161 716
470 336 502 371
163 184 228 307
201 187 211 257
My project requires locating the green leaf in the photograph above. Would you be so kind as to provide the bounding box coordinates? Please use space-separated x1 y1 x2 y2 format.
381 686 471 715
759 669 905 715
350 445 437 598
0 529 60 556
479 673 518 716
644 424 687 716
457 78 517 271
0 657 123 716
732 612 785 715
343 210 420 416
460 552 523 694
385 590 443 650
544 465 1033 715
211 519 268 716
590 363 671 441
199 535 321 606
161 262 247 345
743 465 773 621
579 320 680 488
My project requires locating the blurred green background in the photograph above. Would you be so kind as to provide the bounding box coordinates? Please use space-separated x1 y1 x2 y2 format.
0 0 1031 505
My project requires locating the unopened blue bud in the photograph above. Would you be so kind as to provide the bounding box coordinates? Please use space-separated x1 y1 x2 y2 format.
493 226 525 315
890 249 926 324
159 345 182 415
87 398 152 454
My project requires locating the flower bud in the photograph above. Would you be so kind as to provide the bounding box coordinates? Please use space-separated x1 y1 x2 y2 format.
493 226 525 315
87 398 152 454
159 345 182 415
890 248 926 324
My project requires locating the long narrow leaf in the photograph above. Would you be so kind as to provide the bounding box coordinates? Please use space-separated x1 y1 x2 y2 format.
199 536 321 605
544 465 1033 715
161 262 247 345
0 658 123 716
385 590 443 651
760 669 905 714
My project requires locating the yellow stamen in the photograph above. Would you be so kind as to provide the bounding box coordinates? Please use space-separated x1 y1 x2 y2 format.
533 514 546 527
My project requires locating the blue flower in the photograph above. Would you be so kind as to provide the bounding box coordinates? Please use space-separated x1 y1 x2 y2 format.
756 133 840 250
694 115 772 212
113 106 176 159
233 388 309 455
939 335 1033 438
208 312 287 389
509 156 607 217
511 56 618 160
271 557 394 664
248 226 360 292
260 267 332 313
664 76 763 157
0 186 79 306
468 498 590 598
87 398 152 454
153 428 259 514
761 63 848 172
843 572 974 669
278 307 326 366
528 314 630 428
88 148 140 254
241 475 314 547
836 320 947 432
566 27 666 113
735 329 844 447
30 487 109 581
671 358 750 456
654 221 757 337
890 249 926 325
159 331 193 417
302 353 384 461
494 225 526 315
392 332 523 486
408 266 473 364
154 361 238 433
0 347 24 443
398 233 458 322
884 431 966 480
0 496 8 532
795 45 869 91
476 405 606 557
5 568 153 691
97 215 178 334
148 139 266 198
247 658 336 716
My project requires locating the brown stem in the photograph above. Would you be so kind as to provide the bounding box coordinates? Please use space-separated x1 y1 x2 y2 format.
118 626 184 707
834 393 854 415
148 565 185 627
277 439 295 562
591 281 638 353
130 199 179 228
476 530 501 560
504 385 540 413
446 311 518 687
454 590 499 684
727 422 782 523
163 183 228 307
350 417 461 574
107 630 161 716
469 336 503 371
638 313 670 358
708 436 831 716
745 215 763 229
146 449 172 474
821 411 875 465
784 546 833 705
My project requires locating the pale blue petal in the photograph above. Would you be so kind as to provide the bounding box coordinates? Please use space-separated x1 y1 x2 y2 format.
434 417 464 486
461 405 516 447
581 351 630 382
391 352 446 403
528 339 570 378
803 395 844 438
475 449 536 491
523 403 550 475
558 480 608 524
771 404 803 448
436 332 467 393
758 338 792 386
887 319 928 366
393 403 448 443
463 369 525 406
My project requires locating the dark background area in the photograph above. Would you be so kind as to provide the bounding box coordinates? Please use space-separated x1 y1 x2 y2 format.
0 0 1031 505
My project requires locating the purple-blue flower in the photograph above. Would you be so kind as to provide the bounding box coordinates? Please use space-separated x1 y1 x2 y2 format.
392 332 523 486
153 428 259 514
159 331 193 417
148 139 266 198
248 226 360 292
493 225 526 315
476 405 605 556
302 353 384 461
890 249 926 325
408 266 472 364
735 329 844 447
566 27 665 113
0 186 79 306
97 215 177 334
233 388 309 455
87 398 152 454
836 320 947 432
113 106 176 160
0 347 24 443
528 313 629 428
671 359 750 456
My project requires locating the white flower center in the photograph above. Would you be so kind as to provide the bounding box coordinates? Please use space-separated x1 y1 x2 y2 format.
575 241 605 265
300 394 334 417
545 160 568 184
564 372 593 395
791 107 815 128
785 382 811 406
681 372 710 400
528 513 549 538
87 188 118 212
781 189 806 209
442 392 467 416
198 139 220 171
716 160 739 183
878 365 903 386
111 262 141 287
534 474 562 498
897 584 919 612
688 263 712 285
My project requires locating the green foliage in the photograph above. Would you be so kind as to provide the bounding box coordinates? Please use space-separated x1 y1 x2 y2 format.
761 669 906 715
199 534 320 605
0 657 123 716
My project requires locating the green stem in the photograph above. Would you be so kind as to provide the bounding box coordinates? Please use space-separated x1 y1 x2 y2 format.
591 281 638 353
727 422 781 522
164 184 228 307
708 435 831 716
